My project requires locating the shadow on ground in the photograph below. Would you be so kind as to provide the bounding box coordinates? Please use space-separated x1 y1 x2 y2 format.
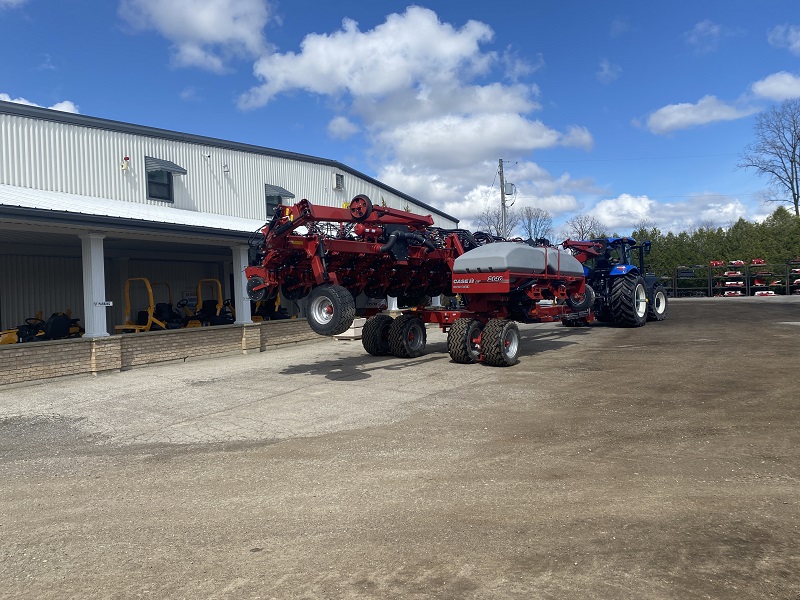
280 324 592 380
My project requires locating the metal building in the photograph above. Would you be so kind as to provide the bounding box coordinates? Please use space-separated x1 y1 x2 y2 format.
0 101 458 336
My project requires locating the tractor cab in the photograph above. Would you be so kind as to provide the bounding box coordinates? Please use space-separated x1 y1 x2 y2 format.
584 237 637 273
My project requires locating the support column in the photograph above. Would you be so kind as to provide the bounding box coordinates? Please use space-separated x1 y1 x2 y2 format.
232 245 252 324
79 233 110 338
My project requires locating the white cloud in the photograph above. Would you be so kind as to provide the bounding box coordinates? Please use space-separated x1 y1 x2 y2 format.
37 54 56 71
768 24 800 56
0 93 79 113
502 49 544 82
588 194 655 229
684 20 723 53
119 0 269 73
751 71 800 101
239 6 495 108
236 6 593 225
596 59 621 84
379 159 595 231
561 125 594 150
377 113 563 170
645 95 756 134
47 100 80 113
609 17 630 39
0 0 28 7
327 116 360 140
179 87 200 101
516 194 580 216
588 192 748 232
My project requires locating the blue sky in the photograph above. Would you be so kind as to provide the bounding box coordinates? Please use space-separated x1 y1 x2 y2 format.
2 0 800 235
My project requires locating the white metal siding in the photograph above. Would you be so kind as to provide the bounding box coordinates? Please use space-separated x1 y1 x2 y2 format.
0 114 458 228
0 255 84 330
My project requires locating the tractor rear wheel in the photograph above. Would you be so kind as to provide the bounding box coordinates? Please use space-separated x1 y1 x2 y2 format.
389 315 427 358
481 319 520 366
306 284 356 336
362 314 393 356
610 274 647 327
448 318 483 363
647 285 668 321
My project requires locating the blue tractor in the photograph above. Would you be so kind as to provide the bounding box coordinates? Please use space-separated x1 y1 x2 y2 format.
563 237 668 327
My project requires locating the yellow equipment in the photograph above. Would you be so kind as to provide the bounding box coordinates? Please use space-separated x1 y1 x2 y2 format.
115 277 168 333
194 278 235 326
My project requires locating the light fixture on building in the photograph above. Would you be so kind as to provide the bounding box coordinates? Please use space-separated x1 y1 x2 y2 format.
222 164 230 174
120 156 130 171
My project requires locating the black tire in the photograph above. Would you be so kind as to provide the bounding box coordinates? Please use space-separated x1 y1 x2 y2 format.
362 314 393 356
565 284 596 311
481 319 520 367
388 315 427 358
610 274 648 327
647 285 668 321
349 194 373 221
306 284 356 336
447 318 484 363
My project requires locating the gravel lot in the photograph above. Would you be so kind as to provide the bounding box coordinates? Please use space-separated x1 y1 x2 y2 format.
1 297 799 599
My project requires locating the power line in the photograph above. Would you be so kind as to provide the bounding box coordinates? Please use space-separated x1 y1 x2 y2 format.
514 192 762 201
533 153 739 164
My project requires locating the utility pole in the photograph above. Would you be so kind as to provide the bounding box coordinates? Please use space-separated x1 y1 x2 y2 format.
498 158 506 238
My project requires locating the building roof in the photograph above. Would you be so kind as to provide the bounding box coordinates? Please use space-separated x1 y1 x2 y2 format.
0 100 457 224
0 183 265 241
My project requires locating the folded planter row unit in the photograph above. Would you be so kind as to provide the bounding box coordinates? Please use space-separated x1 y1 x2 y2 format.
670 258 800 297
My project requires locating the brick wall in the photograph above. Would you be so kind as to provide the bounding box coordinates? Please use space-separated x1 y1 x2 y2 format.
0 337 91 383
0 319 317 387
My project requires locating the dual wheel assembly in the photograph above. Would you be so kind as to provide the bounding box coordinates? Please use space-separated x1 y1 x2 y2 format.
446 317 520 367
361 313 427 359
361 314 520 367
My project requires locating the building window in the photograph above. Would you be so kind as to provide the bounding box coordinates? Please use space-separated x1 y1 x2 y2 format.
334 173 344 190
264 183 296 218
266 195 282 217
147 170 173 202
144 156 186 203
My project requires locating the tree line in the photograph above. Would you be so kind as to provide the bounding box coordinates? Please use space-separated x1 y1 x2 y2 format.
630 207 800 275
475 204 800 276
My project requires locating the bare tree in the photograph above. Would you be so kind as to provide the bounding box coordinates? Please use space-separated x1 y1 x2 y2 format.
631 218 656 233
563 214 603 240
738 99 800 216
475 206 520 238
520 207 554 242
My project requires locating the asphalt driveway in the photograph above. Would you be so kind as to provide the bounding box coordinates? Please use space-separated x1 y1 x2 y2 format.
1 297 799 599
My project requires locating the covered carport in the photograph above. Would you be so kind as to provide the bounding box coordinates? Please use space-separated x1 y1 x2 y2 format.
0 184 267 336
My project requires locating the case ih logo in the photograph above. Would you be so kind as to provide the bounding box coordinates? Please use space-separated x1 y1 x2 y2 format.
453 278 475 284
